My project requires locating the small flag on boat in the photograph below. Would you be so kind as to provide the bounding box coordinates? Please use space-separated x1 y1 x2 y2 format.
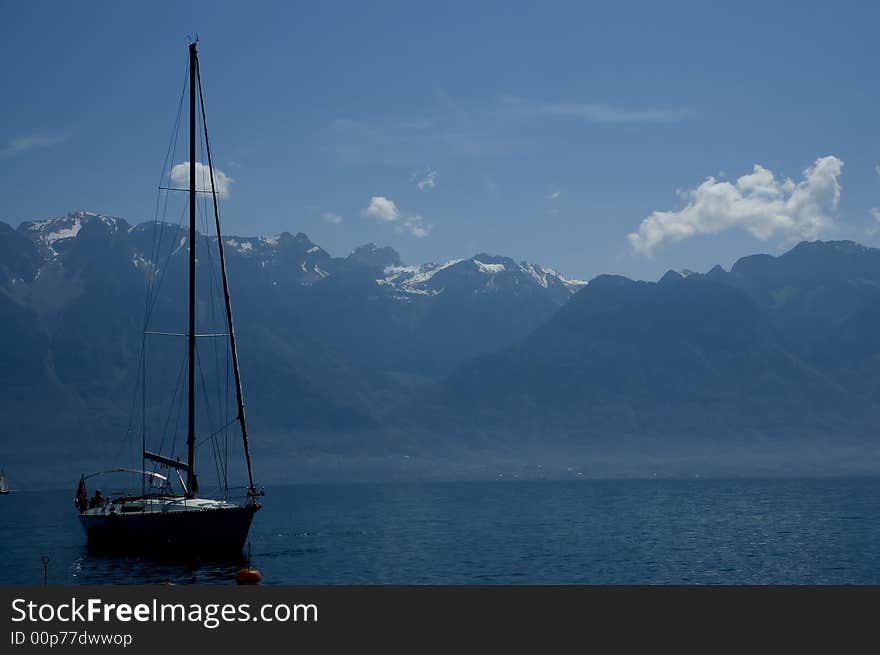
74 476 87 512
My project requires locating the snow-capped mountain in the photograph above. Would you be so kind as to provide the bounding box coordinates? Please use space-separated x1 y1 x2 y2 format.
8 211 880 484
21 210 125 257
0 210 589 437
379 254 585 301
5 211 586 307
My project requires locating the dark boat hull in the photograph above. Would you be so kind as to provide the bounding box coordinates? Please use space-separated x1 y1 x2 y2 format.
79 504 260 555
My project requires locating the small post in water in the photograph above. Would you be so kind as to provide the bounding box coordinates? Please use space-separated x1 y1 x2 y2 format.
41 556 50 585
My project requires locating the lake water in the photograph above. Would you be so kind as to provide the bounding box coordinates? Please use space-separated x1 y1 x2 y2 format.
2 478 880 584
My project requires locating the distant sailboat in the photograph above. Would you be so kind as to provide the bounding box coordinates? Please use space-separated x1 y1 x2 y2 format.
74 41 263 554
0 469 10 495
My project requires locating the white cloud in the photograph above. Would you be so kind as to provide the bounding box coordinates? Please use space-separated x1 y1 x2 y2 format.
400 214 430 238
627 156 844 254
0 133 68 157
364 196 400 222
363 196 431 238
870 166 880 230
545 190 560 200
170 161 234 199
540 103 689 123
412 167 438 190
867 208 880 237
502 96 690 124
321 212 343 224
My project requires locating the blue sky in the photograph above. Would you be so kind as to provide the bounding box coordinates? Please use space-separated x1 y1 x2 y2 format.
2 0 879 281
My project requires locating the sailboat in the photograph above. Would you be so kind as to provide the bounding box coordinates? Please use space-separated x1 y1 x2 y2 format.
74 41 263 554
0 470 10 495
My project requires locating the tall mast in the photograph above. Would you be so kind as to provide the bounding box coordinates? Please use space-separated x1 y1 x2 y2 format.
196 58 257 494
186 41 198 497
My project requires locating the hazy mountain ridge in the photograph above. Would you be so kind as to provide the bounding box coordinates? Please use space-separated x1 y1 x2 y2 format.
0 211 585 474
5 211 880 485
399 240 880 457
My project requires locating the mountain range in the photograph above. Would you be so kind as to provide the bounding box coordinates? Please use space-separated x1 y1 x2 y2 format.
3 211 880 485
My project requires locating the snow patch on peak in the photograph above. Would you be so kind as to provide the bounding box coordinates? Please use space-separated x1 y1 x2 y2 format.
307 246 322 253
99 215 121 231
24 212 124 255
131 253 153 271
474 260 506 274
519 262 549 288
379 259 464 295
261 235 280 246
522 262 587 290
556 273 588 290
225 238 253 254
380 264 420 283
26 220 53 232
403 259 464 286
26 216 84 255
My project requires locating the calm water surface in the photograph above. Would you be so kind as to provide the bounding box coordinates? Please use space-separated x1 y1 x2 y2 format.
2 479 879 584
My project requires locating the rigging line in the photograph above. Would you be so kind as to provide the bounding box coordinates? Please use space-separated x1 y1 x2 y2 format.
118 318 150 447
144 332 229 337
146 62 188 328
198 61 257 491
156 348 187 482
198 115 227 472
151 63 187 244
196 417 238 448
143 199 188 329
152 61 188 221
151 340 189 472
112 344 145 466
147 116 184 311
224 294 231 496
145 61 188 327
165 365 186 483
196 67 233 494
144 55 192 486
194 340 221 459
195 344 225 489
158 187 217 193
145 191 186 330
147 70 185 299
141 333 146 496
124 59 187 479
145 169 187 325
209 428 223 492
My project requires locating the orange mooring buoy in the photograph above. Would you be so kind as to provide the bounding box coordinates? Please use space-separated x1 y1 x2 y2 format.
235 567 262 585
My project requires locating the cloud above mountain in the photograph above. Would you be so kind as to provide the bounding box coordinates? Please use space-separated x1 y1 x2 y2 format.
365 196 400 222
628 156 843 253
364 196 430 238
170 161 234 198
